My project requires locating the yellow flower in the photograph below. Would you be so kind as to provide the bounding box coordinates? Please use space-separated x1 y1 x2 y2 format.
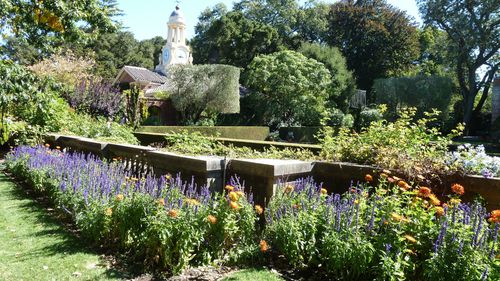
55 146 61 150
236 191 245 197
186 198 200 206
428 194 441 206
255 205 264 215
449 198 461 206
105 208 113 216
391 212 404 222
382 169 392 175
44 143 50 148
284 184 294 194
229 191 239 202
435 206 445 217
225 185 234 191
115 194 124 201
168 209 179 218
404 235 417 244
165 174 172 180
354 199 359 205
320 188 328 195
207 215 217 224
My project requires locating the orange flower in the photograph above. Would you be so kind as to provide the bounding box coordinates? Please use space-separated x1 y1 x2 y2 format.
451 184 465 196
365 174 373 182
491 210 500 218
55 146 61 150
158 198 165 206
236 191 245 197
435 206 445 217
229 191 239 202
397 181 411 191
260 240 269 252
230 201 240 210
44 143 50 148
404 235 417 244
105 208 113 216
428 194 441 206
115 194 124 201
225 185 234 192
168 209 178 218
207 215 217 224
255 205 264 215
418 187 432 198
320 188 328 195
284 185 294 194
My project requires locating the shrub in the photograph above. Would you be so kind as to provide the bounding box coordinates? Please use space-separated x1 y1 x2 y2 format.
165 64 240 125
244 50 332 128
320 108 463 180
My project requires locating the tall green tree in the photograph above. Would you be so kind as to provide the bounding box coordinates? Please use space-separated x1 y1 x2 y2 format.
417 0 500 134
191 11 282 68
325 0 420 92
0 0 120 53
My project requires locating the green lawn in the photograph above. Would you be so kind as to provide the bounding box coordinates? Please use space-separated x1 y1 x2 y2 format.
222 268 284 281
0 171 126 281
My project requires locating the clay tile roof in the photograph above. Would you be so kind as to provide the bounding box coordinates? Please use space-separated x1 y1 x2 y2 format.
122 66 167 84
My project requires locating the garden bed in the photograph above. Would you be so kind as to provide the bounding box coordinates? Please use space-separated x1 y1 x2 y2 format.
4 145 500 280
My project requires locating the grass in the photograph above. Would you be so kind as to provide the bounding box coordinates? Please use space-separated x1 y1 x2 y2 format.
0 170 126 281
222 268 284 281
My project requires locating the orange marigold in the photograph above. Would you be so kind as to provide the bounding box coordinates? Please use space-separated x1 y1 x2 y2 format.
225 185 234 191
491 210 500 218
168 209 179 218
236 191 245 197
207 215 217 224
230 201 240 210
259 240 269 252
451 184 465 196
255 205 264 215
115 194 124 201
435 206 445 217
365 174 373 182
229 191 239 202
418 187 432 198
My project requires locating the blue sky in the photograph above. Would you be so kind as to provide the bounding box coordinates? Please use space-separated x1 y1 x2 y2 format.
117 0 421 41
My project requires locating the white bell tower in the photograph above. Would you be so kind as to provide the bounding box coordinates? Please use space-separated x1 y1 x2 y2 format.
155 5 193 75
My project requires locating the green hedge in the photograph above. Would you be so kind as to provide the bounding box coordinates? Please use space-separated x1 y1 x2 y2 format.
136 126 269 141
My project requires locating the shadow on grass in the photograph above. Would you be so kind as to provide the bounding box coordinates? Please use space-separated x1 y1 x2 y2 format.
0 171 131 280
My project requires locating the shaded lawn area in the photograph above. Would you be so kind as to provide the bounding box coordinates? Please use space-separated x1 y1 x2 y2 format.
0 171 126 281
222 268 283 281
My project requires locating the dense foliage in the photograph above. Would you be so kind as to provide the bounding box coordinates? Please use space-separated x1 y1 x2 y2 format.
320 108 464 180
0 0 119 53
0 61 137 145
417 0 500 134
373 75 455 121
165 64 241 125
245 50 332 128
325 0 420 92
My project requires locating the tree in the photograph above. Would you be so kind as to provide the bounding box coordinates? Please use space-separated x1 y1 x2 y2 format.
298 42 356 111
0 0 120 53
166 65 241 125
191 11 282 68
417 0 500 134
325 0 420 92
244 50 332 128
